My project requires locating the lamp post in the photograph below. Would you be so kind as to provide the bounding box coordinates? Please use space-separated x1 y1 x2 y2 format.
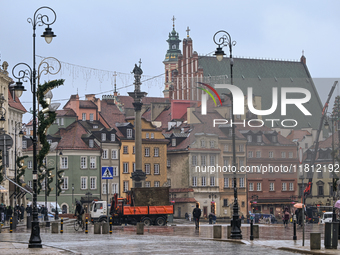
72 183 74 213
55 150 62 220
11 6 57 248
12 122 24 224
324 114 336 222
213 30 241 239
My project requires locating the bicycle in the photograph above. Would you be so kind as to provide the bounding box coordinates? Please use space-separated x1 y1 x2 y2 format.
74 216 84 231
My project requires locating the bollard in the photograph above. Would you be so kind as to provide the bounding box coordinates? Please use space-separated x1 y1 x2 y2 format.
250 219 254 240
227 225 231 239
26 215 32 229
310 233 321 250
102 221 109 234
136 222 144 235
213 225 222 239
324 222 339 249
10 217 12 233
51 222 58 233
94 222 101 234
293 215 297 240
0 223 2 233
85 217 88 234
60 218 63 233
110 217 112 234
253 225 259 238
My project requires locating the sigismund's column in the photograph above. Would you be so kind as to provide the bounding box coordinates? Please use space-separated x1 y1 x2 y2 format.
128 61 147 188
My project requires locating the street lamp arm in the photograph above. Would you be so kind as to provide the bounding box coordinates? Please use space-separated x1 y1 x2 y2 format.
28 6 57 29
12 63 33 84
213 30 237 52
37 57 61 85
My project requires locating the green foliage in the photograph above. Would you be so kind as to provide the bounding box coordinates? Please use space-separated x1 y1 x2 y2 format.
36 79 64 195
57 169 65 196
16 155 28 193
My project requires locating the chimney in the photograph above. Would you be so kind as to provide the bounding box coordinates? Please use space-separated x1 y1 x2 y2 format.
300 51 306 65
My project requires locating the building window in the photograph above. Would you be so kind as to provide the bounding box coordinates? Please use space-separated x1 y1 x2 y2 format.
202 176 206 186
111 134 115 141
249 183 254 191
210 176 215 186
224 178 229 188
192 156 197 166
257 182 262 191
210 140 215 148
256 151 261 158
123 146 128 154
112 183 118 194
133 162 135 172
112 167 118 176
145 181 151 187
248 151 253 158
133 146 135 154
201 156 206 166
282 182 287 191
318 185 324 196
145 164 151 174
154 147 159 157
123 181 129 192
201 140 206 148
154 164 160 175
102 149 108 159
102 183 109 194
223 158 229 167
80 156 87 169
239 144 244 152
257 135 262 143
151 133 154 139
247 135 252 142
90 113 94 121
172 138 176 147
81 177 87 189
89 139 94 148
61 177 69 190
239 178 244 188
146 133 149 139
223 199 228 207
210 155 215 165
154 181 160 187
224 144 229 152
123 163 129 173
192 176 197 187
289 182 294 191
239 159 244 167
288 152 293 158
269 151 274 158
28 181 33 188
272 135 277 143
269 182 275 191
61 157 68 169
82 113 86 121
167 159 171 167
90 177 96 189
60 118 64 126
281 152 286 158
22 140 27 149
101 133 106 141
90 157 96 169
330 184 334 197
127 129 132 138
145 147 150 157
111 150 118 159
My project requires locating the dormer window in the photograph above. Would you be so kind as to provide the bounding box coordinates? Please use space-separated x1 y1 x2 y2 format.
22 140 27 149
111 134 115 142
90 113 94 122
201 140 206 148
172 138 176 147
89 139 94 148
127 129 132 138
93 125 98 129
82 113 86 121
47 139 52 144
257 135 262 143
272 135 277 143
247 135 252 142
101 133 106 141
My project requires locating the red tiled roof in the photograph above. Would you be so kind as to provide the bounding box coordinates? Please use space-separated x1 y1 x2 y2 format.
8 90 27 113
117 96 170 109
99 99 126 137
56 108 77 117
79 101 97 109
286 130 312 142
319 131 339 149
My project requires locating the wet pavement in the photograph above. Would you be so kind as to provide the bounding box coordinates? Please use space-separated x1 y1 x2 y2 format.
0 220 339 254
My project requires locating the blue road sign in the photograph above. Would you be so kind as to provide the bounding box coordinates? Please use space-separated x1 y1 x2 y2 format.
101 167 113 179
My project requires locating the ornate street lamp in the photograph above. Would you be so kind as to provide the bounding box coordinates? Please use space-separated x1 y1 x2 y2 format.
11 6 58 248
213 30 242 239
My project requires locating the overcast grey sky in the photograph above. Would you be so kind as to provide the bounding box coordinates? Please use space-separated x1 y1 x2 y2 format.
1 0 340 123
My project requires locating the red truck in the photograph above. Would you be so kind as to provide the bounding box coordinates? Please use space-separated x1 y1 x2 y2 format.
109 187 173 226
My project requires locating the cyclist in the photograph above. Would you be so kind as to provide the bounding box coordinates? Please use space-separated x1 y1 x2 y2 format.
192 203 201 229
74 200 85 227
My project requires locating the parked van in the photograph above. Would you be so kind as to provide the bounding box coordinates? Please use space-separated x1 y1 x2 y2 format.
320 212 333 224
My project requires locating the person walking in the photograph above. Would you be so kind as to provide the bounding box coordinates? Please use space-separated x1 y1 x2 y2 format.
283 207 290 227
0 203 5 223
20 204 25 221
192 203 201 230
6 206 12 223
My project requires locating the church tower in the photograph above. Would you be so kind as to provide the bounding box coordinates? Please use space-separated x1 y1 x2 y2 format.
163 16 181 98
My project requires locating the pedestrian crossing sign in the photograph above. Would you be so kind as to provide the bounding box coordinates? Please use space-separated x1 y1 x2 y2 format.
101 167 114 179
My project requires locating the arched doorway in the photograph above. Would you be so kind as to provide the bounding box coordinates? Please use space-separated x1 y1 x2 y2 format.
61 204 68 214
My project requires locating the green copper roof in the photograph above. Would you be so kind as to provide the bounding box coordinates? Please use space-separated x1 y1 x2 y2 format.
164 28 181 62
198 56 324 130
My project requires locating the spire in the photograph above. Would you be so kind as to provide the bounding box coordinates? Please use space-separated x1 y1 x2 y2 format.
113 71 117 96
164 16 181 63
186 26 190 38
172 16 176 29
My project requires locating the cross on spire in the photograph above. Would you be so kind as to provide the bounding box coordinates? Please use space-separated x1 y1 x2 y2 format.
186 26 190 38
139 58 142 68
172 16 176 28
113 71 117 93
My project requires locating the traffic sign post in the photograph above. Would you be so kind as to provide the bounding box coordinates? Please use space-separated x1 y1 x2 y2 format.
101 167 113 225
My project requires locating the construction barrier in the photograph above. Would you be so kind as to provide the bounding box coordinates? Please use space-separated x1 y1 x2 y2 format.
60 218 63 233
10 217 12 233
85 217 88 234
110 217 112 234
